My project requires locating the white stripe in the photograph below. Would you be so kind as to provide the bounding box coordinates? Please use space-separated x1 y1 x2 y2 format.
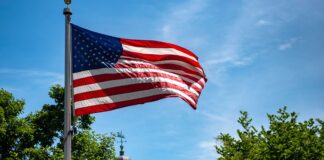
197 78 206 88
120 55 204 74
74 75 199 96
74 88 195 109
73 68 204 89
122 44 198 62
117 59 204 81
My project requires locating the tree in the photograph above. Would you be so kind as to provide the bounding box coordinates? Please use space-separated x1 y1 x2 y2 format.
215 107 324 160
0 88 34 159
72 131 115 160
0 85 116 160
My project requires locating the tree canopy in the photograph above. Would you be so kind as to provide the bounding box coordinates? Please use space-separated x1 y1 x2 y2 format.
215 107 324 160
0 85 116 160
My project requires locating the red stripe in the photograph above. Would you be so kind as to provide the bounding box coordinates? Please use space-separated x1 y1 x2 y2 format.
74 63 203 90
74 82 198 102
75 93 197 116
119 56 206 83
153 63 203 77
122 50 202 69
114 62 206 88
119 57 204 76
120 56 207 83
115 61 202 81
120 38 198 60
73 70 201 92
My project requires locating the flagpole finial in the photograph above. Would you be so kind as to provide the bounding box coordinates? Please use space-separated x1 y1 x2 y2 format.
64 0 71 5
63 7 72 16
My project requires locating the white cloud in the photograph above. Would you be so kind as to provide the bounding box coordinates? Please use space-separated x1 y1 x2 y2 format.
196 140 218 160
154 1 310 159
187 1 306 158
0 68 63 84
157 0 209 46
255 19 272 26
199 140 215 149
278 43 292 50
278 38 298 51
199 111 231 123
202 0 304 86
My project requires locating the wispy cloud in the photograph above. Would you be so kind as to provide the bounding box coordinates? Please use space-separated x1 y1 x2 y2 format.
202 0 305 86
193 0 308 158
154 0 315 159
278 37 298 51
157 0 209 48
198 110 231 123
202 1 266 86
0 68 63 84
255 19 272 26
196 140 218 160
157 0 260 86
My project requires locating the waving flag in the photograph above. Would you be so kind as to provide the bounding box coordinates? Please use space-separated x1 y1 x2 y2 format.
71 24 207 116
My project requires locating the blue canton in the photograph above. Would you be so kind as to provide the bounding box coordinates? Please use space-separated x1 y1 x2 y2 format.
71 24 123 73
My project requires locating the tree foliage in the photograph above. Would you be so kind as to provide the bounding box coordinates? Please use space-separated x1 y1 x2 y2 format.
0 88 33 159
215 107 324 160
0 85 116 160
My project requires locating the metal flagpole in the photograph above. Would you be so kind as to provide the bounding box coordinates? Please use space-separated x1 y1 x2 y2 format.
63 0 72 159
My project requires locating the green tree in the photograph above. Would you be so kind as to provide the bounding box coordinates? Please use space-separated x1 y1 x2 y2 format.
0 85 116 160
215 107 324 160
0 88 34 159
72 131 115 160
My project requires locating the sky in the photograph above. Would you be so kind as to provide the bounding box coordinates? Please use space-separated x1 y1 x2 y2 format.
1 0 324 159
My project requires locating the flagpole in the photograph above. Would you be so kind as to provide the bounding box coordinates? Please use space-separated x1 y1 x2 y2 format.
63 1 72 159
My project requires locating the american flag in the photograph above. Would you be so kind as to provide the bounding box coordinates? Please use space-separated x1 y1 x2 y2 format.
71 24 207 116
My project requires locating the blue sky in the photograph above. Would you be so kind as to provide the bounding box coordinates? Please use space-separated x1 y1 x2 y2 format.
1 0 324 159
